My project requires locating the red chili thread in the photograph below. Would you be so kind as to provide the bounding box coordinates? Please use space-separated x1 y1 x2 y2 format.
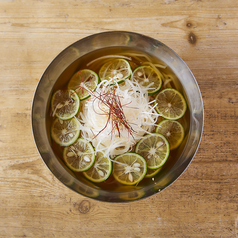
82 82 136 140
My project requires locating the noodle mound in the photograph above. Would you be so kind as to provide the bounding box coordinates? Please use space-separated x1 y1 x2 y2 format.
79 79 159 157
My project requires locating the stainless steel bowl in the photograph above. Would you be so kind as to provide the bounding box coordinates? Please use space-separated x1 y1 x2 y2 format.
31 31 204 202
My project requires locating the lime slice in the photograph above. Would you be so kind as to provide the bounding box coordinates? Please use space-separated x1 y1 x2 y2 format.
145 167 162 178
63 138 95 172
51 89 80 120
99 58 131 83
155 88 187 120
156 120 185 150
132 65 162 95
51 117 80 146
112 152 147 186
83 151 112 183
135 133 170 169
68 69 99 100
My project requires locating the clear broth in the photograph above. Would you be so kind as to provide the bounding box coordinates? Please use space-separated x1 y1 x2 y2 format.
47 46 190 191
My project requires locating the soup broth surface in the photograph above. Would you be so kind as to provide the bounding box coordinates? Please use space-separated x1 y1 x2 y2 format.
48 46 190 192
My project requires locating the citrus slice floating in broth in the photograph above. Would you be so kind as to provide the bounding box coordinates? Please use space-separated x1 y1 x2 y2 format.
83 151 112 183
68 69 99 100
51 117 80 146
51 89 80 120
63 138 95 172
99 59 131 83
156 120 185 150
155 88 187 120
135 133 170 169
112 152 147 186
132 65 162 95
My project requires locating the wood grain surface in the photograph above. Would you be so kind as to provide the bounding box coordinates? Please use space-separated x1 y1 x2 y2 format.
0 0 237 237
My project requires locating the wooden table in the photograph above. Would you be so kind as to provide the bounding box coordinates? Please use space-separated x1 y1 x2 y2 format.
1 0 237 237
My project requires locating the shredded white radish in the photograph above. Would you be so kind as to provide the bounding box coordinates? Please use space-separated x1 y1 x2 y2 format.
122 52 152 63
77 78 160 158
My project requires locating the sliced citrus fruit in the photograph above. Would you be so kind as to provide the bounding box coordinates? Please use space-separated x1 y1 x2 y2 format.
63 138 95 172
112 152 147 186
51 89 80 120
99 58 131 83
68 69 99 100
135 133 170 169
156 120 185 150
132 65 162 95
83 151 112 183
155 88 187 120
145 167 162 178
51 117 80 146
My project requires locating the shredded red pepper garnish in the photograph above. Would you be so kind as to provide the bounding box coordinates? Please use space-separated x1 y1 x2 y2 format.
82 82 136 139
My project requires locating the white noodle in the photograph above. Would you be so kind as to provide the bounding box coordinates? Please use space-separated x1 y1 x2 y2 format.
77 78 159 158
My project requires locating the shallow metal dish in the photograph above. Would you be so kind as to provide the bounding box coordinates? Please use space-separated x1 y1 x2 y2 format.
32 31 204 202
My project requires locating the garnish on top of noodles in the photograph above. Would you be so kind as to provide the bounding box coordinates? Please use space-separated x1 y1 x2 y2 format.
77 78 159 158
